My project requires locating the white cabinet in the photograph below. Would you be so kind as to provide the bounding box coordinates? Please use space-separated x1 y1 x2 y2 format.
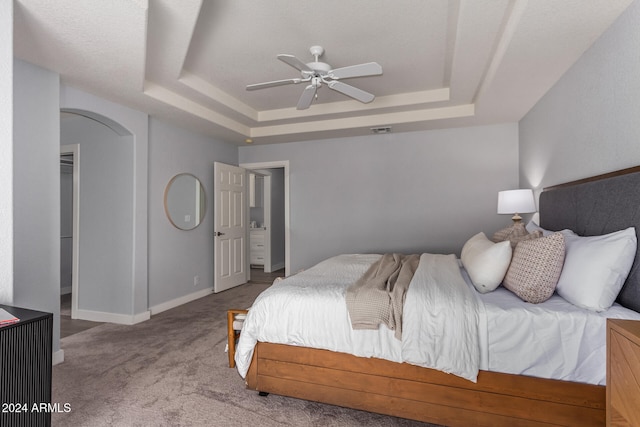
250 229 265 266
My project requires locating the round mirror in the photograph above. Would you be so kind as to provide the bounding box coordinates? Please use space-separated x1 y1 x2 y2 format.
164 173 206 230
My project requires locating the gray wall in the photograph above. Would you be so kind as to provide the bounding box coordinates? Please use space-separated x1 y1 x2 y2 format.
148 118 237 309
0 0 13 303
270 168 286 270
7 58 240 354
60 85 149 319
240 123 519 272
60 87 240 315
520 0 640 193
60 114 135 315
12 59 61 354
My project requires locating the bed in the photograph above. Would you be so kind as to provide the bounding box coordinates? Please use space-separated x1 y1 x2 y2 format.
236 166 640 426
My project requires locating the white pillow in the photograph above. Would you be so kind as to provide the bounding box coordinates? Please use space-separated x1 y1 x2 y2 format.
556 227 637 312
461 232 512 294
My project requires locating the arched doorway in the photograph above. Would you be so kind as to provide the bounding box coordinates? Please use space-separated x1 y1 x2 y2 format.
60 109 140 323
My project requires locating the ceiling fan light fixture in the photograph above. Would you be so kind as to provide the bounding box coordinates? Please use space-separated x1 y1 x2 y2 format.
306 61 331 74
371 126 392 134
246 45 382 108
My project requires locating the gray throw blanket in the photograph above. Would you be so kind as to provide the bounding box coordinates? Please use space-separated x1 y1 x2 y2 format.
345 253 420 340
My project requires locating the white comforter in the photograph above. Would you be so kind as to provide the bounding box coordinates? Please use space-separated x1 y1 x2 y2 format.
477 283 640 385
235 253 640 385
235 253 483 382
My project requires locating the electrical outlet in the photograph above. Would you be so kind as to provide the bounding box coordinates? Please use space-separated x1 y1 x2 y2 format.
193 275 200 286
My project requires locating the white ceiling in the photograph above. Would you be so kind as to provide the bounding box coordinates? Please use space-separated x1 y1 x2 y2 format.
13 0 633 145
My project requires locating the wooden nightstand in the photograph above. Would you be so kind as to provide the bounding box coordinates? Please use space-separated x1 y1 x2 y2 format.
227 309 248 368
607 319 640 426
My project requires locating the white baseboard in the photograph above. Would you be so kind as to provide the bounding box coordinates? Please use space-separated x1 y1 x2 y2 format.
149 288 213 316
52 349 65 365
132 311 151 324
74 309 151 325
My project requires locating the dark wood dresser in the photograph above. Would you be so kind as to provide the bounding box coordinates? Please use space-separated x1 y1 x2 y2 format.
0 305 53 427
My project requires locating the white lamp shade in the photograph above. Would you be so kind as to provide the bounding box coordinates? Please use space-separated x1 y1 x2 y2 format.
497 189 536 214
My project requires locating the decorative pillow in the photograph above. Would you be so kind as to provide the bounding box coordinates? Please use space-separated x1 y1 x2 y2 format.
493 222 542 248
555 227 637 312
503 233 565 303
461 232 512 294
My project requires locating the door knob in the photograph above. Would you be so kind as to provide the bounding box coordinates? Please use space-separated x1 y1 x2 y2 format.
214 231 225 236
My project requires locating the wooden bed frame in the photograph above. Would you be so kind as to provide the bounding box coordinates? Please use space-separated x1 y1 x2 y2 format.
245 343 604 426
242 166 640 426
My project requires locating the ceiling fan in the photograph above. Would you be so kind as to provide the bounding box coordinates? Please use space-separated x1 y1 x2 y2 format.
246 45 383 110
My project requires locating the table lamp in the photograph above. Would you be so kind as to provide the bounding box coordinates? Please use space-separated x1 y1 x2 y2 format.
496 189 536 239
498 189 536 224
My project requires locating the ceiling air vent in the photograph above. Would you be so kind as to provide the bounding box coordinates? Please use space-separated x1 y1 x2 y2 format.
371 126 392 134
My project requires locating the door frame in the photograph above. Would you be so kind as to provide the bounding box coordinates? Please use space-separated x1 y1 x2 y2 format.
60 144 80 319
240 160 291 277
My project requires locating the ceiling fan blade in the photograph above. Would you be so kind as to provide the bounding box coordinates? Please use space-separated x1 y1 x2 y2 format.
328 62 382 79
278 54 313 73
328 81 375 103
246 78 302 91
296 84 317 110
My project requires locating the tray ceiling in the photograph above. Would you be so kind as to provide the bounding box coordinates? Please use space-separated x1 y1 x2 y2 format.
13 0 633 145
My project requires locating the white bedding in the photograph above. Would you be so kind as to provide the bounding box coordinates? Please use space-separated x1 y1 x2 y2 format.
473 273 640 385
235 253 640 385
401 254 482 381
235 254 402 378
235 253 482 381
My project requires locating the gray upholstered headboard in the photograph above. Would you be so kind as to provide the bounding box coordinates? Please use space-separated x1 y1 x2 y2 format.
539 166 640 313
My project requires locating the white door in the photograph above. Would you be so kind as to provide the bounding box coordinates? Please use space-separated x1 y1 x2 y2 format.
213 162 248 293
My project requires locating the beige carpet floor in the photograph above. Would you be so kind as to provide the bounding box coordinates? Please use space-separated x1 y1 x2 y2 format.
52 282 436 426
